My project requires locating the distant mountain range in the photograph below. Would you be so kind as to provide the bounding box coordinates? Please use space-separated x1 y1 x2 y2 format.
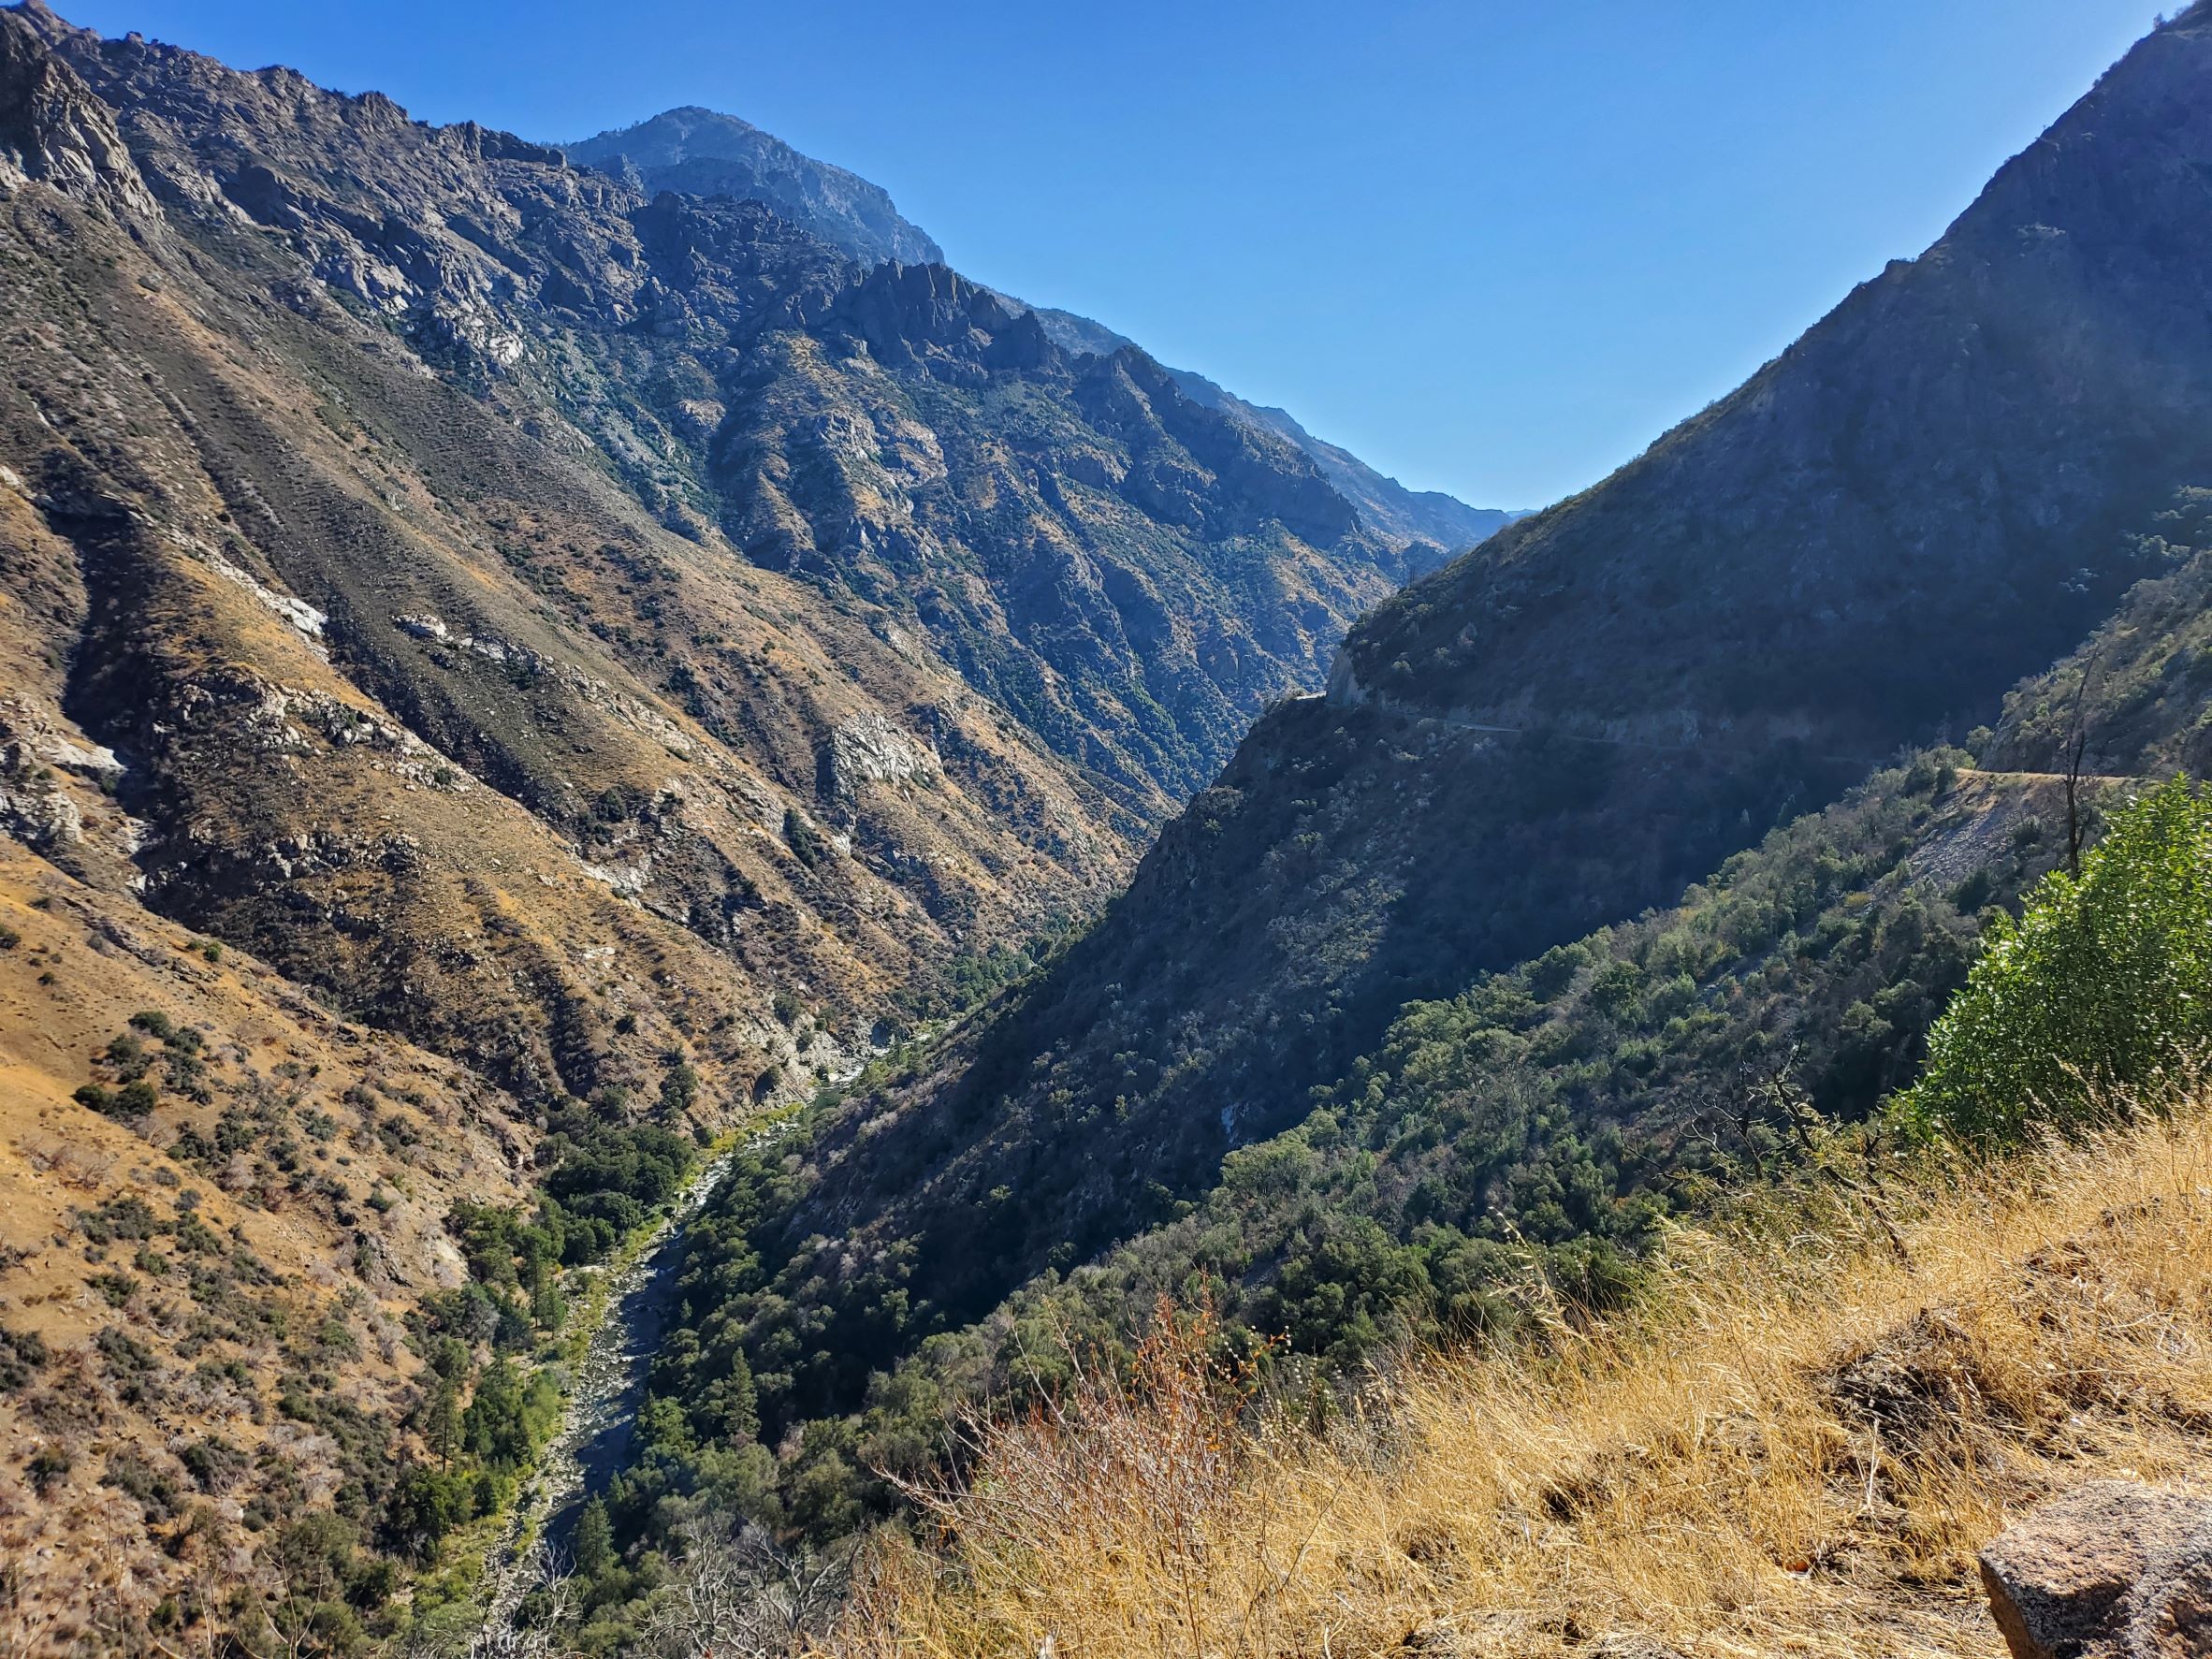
565 107 1519 555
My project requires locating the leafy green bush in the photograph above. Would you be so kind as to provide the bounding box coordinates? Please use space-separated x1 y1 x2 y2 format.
1901 775 2212 1140
461 1357 561 1469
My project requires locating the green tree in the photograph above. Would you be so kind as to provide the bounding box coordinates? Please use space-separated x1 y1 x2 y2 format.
661 1062 701 1113
422 1375 462 1471
385 1464 476 1560
572 1497 615 1579
1900 775 2212 1140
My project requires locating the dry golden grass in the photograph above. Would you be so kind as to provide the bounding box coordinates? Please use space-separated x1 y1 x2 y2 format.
845 1109 2212 1658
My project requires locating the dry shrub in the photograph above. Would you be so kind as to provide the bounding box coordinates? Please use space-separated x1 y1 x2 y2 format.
839 1107 2212 1659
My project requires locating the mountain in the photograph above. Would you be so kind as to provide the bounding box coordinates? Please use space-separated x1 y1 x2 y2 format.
643 0 2212 1545
13 0 2212 1646
0 0 1492 1638
564 105 944 267
1003 298 1521 553
561 106 1517 558
1167 367 1521 553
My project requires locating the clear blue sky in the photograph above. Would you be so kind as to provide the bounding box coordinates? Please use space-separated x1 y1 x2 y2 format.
61 1 2165 508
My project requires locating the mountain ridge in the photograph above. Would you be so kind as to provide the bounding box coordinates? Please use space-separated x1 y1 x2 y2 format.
560 99 1518 557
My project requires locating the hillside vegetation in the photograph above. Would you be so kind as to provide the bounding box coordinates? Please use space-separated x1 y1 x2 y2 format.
610 736 2116 1535
834 776 2212 1658
596 448 2212 1607
485 778 2212 1656
848 1101 2212 1659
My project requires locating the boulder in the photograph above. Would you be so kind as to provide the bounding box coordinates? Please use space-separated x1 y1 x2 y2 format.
1980 1481 2212 1659
2130 1541 2212 1659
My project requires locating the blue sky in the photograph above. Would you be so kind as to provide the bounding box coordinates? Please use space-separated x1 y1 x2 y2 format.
63 1 2164 508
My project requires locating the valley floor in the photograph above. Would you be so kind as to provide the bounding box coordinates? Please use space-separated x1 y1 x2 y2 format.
846 1102 2212 1658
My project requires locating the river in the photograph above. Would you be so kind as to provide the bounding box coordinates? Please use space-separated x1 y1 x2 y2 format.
476 1146 736 1631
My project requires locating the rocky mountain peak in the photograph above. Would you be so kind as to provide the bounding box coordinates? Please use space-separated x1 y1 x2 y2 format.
0 3 156 223
566 98 1513 557
566 104 945 268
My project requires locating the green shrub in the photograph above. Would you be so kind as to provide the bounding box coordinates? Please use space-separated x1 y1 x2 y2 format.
27 1448 70 1493
180 1435 248 1493
0 1327 49 1391
783 808 826 869
1901 775 2212 1140
101 1449 182 1520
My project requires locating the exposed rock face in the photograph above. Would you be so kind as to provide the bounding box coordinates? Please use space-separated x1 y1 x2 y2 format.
824 714 939 797
1980 1482 2212 1659
0 0 1171 1106
566 105 944 267
0 0 152 220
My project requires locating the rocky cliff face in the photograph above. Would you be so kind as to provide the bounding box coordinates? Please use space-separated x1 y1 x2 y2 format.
0 0 151 219
560 104 1518 560
4 0 1113 1110
565 105 944 268
733 3 2212 1378
0 0 1450 1088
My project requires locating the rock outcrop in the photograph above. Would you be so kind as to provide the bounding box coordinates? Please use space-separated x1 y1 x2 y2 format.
823 714 939 798
566 104 945 268
0 0 153 220
1981 1482 2212 1659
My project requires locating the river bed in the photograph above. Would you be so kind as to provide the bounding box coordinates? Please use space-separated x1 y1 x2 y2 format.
477 1147 736 1629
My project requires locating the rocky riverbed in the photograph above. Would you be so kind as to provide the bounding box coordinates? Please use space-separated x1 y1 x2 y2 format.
477 1148 737 1632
